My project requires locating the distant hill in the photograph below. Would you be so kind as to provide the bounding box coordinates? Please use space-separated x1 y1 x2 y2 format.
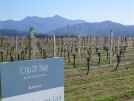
0 15 134 36
0 15 85 34
52 21 134 36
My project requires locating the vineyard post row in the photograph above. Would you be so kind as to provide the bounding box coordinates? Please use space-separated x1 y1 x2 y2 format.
0 32 134 72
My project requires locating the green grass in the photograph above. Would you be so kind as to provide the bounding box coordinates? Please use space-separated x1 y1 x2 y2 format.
64 63 134 101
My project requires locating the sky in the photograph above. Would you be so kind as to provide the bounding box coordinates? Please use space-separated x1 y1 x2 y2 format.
0 0 134 25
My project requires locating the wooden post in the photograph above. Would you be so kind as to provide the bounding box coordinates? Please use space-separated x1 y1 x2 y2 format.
53 34 56 57
109 31 113 64
15 36 18 60
78 35 81 64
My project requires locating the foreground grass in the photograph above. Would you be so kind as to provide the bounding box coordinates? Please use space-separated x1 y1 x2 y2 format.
64 63 134 101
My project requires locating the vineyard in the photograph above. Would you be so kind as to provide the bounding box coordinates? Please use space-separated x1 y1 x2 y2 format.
0 29 134 101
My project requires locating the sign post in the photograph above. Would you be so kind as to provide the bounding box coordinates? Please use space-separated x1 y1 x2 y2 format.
0 58 64 101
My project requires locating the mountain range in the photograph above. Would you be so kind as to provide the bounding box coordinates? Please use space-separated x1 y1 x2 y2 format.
0 15 134 36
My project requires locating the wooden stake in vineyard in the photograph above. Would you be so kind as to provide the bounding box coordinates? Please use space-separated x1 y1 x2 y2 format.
109 30 113 64
113 36 121 71
53 34 56 57
86 48 92 75
78 35 81 64
28 28 32 59
15 35 18 60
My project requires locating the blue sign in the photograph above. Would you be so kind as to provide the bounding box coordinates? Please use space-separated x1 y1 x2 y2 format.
0 57 64 101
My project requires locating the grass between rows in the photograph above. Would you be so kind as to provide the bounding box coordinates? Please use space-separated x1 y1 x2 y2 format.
64 63 134 101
